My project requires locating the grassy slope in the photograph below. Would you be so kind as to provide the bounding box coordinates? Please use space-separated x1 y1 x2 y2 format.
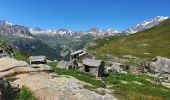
103 73 170 100
48 61 170 100
12 37 62 60
13 49 29 62
88 19 170 61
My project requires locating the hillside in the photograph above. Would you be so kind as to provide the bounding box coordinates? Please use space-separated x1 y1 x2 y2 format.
0 37 28 61
87 19 170 64
0 37 13 56
0 23 62 60
34 33 94 60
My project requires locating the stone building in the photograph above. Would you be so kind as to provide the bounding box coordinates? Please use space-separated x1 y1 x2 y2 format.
83 59 105 77
29 56 46 65
70 50 87 60
70 50 93 61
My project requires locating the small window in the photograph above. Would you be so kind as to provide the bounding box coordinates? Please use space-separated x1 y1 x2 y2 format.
0 50 3 53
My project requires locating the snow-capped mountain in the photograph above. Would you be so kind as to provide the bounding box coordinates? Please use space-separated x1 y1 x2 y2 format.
85 27 121 37
126 16 169 34
0 21 33 38
29 28 75 36
0 20 13 26
0 20 61 60
1 16 169 38
30 16 169 37
29 27 121 37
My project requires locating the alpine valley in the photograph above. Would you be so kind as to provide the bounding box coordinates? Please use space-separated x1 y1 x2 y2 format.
1 15 170 100
0 16 169 60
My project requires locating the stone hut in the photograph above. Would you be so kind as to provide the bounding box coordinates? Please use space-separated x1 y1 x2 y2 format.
70 50 87 60
29 56 46 65
83 59 105 77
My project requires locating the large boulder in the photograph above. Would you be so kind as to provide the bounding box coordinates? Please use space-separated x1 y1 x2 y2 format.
141 56 170 81
0 58 28 72
0 58 36 78
106 62 122 73
150 56 170 74
106 62 129 73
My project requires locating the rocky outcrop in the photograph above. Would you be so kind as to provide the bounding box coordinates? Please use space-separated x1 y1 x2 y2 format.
106 62 129 73
14 73 118 100
150 56 170 74
0 67 36 78
0 58 28 72
0 77 19 100
0 58 35 78
140 56 170 81
106 62 122 73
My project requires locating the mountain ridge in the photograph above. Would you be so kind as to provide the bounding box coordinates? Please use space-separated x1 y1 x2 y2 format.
0 22 62 60
0 16 168 37
87 18 170 63
0 16 169 60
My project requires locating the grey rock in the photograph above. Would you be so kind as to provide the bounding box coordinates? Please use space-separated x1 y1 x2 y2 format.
150 56 170 74
31 64 53 71
14 73 118 100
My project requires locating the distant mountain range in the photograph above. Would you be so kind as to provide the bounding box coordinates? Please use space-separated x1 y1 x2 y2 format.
29 16 169 36
0 16 169 60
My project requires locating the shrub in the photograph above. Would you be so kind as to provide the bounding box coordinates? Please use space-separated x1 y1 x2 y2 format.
15 86 37 100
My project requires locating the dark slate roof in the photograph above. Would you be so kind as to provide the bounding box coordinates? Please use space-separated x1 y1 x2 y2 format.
70 50 84 55
30 56 46 62
83 58 103 67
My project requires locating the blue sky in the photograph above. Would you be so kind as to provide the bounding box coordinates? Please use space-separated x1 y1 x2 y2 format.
0 0 169 31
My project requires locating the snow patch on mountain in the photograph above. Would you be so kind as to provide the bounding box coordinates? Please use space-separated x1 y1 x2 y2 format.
29 27 121 37
126 16 169 34
1 16 169 38
29 28 75 36
0 20 13 26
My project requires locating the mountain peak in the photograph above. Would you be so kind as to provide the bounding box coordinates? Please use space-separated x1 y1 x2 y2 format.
0 20 13 26
126 16 169 34
155 16 169 21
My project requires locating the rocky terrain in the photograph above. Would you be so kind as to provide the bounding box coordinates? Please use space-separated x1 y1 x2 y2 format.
0 57 118 100
14 73 117 100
